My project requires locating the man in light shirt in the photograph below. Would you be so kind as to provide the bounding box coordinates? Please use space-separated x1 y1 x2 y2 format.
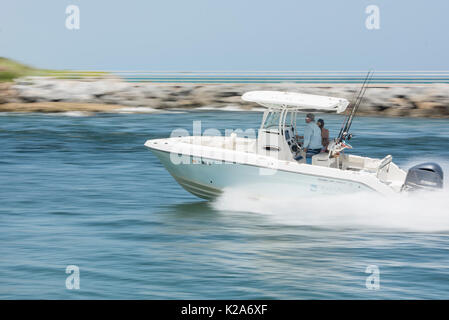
302 113 323 164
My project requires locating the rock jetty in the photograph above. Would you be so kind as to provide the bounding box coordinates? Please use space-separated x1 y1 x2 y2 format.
1 77 449 117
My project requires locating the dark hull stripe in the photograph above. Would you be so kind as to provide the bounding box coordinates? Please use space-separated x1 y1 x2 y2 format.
171 174 222 200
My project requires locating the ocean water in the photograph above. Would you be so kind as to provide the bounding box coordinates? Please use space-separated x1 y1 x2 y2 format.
1 111 449 299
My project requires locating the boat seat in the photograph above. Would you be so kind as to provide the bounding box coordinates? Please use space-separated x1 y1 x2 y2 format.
312 152 334 167
341 155 365 171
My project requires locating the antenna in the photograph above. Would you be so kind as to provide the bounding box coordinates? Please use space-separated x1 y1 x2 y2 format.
337 71 373 143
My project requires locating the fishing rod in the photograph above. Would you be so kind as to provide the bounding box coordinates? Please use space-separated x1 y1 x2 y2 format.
336 82 362 142
345 70 373 135
336 70 374 143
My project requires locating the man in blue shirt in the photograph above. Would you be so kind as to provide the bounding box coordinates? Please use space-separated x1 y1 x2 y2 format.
302 113 323 164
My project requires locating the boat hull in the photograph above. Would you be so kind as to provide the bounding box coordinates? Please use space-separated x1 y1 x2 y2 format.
150 148 376 200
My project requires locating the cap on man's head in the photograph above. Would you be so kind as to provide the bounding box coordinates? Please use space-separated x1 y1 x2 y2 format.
306 113 315 121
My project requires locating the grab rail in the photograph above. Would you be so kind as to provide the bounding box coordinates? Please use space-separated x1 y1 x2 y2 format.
377 155 392 177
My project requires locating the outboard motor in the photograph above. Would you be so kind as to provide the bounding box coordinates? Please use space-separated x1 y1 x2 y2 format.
402 162 444 191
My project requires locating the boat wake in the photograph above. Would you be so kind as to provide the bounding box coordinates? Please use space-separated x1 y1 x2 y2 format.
212 159 449 232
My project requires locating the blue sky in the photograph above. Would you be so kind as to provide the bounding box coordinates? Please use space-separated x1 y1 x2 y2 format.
1 0 448 70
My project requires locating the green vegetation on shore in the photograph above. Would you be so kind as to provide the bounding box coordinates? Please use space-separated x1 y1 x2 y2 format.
0 57 43 82
0 57 108 82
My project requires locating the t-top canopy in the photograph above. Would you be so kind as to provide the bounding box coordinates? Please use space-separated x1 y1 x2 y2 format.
242 91 350 113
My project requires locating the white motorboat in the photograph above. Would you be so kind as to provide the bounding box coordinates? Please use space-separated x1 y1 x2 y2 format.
144 89 444 200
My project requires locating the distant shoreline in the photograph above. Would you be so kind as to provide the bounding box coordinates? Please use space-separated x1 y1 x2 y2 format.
1 77 449 118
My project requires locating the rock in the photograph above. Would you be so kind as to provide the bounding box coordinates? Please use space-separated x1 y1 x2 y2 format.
0 77 447 117
0 102 128 113
416 101 440 110
0 82 20 104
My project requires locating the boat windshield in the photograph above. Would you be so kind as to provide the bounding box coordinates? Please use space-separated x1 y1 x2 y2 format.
263 112 281 129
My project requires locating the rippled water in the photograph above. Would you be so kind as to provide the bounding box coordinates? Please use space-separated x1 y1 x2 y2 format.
1 111 449 299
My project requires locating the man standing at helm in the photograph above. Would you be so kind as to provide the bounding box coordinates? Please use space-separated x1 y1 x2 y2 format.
302 113 323 164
